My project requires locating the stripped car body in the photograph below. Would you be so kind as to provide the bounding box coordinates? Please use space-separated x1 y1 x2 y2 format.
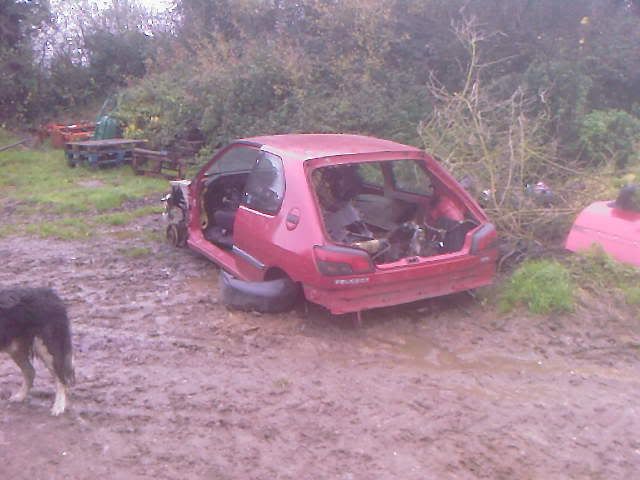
565 184 640 267
163 134 498 314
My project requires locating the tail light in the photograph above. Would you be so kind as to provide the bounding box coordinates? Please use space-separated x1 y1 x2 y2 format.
470 223 497 254
314 245 374 276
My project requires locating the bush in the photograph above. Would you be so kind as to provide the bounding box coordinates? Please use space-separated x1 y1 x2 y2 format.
500 260 574 314
578 109 640 168
418 18 585 248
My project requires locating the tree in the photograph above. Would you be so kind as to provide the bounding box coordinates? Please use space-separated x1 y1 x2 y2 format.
0 0 51 123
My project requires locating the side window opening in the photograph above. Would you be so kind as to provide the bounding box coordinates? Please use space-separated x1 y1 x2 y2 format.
205 145 261 176
355 162 384 189
242 152 285 215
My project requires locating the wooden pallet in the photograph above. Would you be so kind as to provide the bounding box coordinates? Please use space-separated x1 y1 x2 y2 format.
131 148 185 179
65 138 147 169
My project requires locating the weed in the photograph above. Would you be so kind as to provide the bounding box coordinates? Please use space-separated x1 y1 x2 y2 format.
500 260 574 314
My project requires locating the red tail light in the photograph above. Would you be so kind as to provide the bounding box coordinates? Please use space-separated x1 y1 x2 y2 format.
314 245 374 276
470 223 498 254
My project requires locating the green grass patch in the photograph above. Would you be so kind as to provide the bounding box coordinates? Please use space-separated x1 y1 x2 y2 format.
0 142 166 214
1 131 168 241
500 259 574 314
95 205 161 226
24 218 93 241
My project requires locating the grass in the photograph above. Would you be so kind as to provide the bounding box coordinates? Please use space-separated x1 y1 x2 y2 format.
0 132 166 214
499 259 574 314
0 129 167 240
95 205 162 226
25 218 92 241
500 246 640 314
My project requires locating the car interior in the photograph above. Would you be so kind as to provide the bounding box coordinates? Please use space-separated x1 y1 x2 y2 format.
312 161 480 264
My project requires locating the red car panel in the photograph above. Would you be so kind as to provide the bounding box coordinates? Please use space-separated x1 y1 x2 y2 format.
565 200 640 267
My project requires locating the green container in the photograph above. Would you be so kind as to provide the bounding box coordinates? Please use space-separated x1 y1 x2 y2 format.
93 115 121 140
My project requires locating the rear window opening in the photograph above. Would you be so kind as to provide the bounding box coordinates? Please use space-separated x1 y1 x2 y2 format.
311 160 479 265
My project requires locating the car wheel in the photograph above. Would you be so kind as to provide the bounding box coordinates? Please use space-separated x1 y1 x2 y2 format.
166 222 187 247
219 270 300 313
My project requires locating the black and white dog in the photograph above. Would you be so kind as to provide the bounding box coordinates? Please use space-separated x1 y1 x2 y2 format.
0 288 75 415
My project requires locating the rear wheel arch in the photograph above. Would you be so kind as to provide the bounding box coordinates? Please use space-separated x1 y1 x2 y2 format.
263 267 292 282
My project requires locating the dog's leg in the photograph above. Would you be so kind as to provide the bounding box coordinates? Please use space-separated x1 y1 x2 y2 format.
34 338 68 416
7 339 35 403
50 377 68 417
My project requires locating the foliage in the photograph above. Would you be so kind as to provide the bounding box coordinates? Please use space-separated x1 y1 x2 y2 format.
0 0 51 124
577 110 640 167
500 260 574 314
3 0 640 236
418 18 586 247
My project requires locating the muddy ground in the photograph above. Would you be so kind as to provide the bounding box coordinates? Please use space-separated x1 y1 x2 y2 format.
1 209 639 479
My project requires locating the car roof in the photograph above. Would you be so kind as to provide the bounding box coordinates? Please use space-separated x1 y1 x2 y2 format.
240 134 422 161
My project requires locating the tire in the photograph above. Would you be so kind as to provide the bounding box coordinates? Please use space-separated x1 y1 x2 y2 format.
166 222 187 247
219 270 300 313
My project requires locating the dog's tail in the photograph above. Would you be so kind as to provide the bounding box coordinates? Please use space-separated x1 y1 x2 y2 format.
41 298 76 386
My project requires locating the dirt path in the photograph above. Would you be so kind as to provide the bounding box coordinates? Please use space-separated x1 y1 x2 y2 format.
1 216 639 479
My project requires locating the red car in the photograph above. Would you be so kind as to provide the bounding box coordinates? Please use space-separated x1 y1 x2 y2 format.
163 134 498 314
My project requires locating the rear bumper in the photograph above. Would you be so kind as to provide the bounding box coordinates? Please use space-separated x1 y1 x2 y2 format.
302 255 496 314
